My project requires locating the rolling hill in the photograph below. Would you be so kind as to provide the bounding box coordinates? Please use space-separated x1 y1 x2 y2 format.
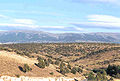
0 43 120 81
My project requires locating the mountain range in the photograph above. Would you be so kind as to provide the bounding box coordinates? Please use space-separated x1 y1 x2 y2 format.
0 30 120 43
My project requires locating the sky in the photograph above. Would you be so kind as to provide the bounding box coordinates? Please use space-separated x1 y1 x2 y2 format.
0 0 120 33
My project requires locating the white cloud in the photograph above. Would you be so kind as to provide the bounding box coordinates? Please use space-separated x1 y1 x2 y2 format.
74 22 120 28
40 26 65 29
0 15 8 18
0 23 67 29
87 15 120 23
14 19 36 25
74 27 84 31
0 23 39 28
0 14 67 29
0 14 84 32
72 15 120 29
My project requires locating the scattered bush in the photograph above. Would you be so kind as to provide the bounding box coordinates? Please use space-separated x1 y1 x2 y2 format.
93 69 107 75
50 72 54 75
37 60 46 68
87 72 95 80
36 56 50 68
22 64 32 73
67 63 71 69
15 74 20 78
55 60 60 65
106 65 120 78
44 59 49 67
71 68 77 74
87 71 108 81
48 58 53 64
59 62 70 75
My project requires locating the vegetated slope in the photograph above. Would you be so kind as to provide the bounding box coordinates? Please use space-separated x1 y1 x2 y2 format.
0 30 120 43
0 51 62 77
0 43 120 77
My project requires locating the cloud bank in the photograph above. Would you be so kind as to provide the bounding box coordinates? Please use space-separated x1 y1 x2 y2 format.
72 14 120 29
0 14 85 32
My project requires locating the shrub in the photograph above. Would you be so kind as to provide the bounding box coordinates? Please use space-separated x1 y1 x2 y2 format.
15 74 20 78
93 69 107 75
71 68 76 74
87 72 95 80
37 60 46 68
22 64 32 73
67 63 71 69
55 60 60 65
65 68 70 73
60 62 68 75
50 72 54 75
71 67 82 74
87 72 108 81
48 58 53 64
44 59 49 67
37 56 44 62
106 65 120 77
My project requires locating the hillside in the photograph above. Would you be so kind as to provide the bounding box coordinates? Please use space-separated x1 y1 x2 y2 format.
0 51 63 77
0 30 120 43
0 43 120 81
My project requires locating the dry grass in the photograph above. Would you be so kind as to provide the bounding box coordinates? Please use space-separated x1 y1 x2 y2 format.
0 51 62 77
0 43 120 78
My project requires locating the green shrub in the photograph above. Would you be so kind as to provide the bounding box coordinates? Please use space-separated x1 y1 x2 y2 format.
87 72 108 81
71 68 76 74
37 56 44 62
50 72 54 75
55 60 60 65
44 59 49 67
65 68 70 73
22 64 32 73
67 63 71 69
48 58 53 64
93 69 107 75
37 60 46 68
87 72 95 80
59 62 68 75
106 65 120 77
15 74 20 78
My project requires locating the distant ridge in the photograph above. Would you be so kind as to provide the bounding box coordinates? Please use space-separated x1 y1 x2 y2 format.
0 30 120 43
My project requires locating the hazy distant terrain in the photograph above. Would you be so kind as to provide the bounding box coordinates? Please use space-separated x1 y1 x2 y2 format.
0 30 120 43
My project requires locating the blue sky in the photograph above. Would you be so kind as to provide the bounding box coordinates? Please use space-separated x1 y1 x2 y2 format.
0 0 120 33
